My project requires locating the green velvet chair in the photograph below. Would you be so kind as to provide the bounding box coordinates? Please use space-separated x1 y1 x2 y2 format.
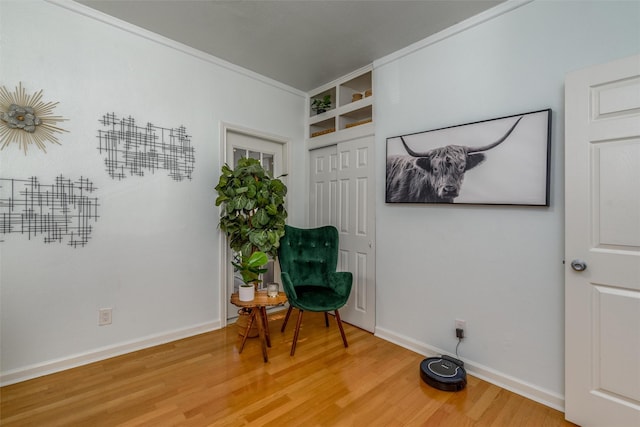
277 225 353 355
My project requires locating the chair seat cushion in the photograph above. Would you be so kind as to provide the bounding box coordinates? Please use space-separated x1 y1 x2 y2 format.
292 285 346 312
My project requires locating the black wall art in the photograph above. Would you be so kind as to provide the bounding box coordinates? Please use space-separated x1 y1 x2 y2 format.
97 113 195 181
0 176 99 247
386 109 551 206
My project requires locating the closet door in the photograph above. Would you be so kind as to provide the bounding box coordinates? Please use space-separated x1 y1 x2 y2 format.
309 136 375 332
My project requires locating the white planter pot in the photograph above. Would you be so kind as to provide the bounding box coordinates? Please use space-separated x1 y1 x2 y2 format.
238 285 255 301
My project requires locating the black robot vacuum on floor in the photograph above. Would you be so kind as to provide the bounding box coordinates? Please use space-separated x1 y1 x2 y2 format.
420 355 467 391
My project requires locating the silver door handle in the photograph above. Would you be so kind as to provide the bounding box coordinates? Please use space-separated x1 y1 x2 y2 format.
571 259 587 272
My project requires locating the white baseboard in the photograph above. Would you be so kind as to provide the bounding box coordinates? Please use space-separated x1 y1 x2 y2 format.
374 326 565 412
0 320 221 386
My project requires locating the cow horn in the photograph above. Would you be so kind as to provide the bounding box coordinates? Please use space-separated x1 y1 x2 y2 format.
400 116 523 157
467 116 523 154
399 136 427 157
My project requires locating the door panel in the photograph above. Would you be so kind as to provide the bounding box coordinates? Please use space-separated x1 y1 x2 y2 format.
309 146 338 227
309 136 375 332
596 141 640 246
596 287 640 401
565 54 640 427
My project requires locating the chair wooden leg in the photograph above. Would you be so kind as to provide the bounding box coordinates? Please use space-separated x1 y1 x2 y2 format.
334 309 348 348
281 306 293 333
290 309 304 356
324 312 329 327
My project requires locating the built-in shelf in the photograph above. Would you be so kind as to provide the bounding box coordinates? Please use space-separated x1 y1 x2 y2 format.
339 104 372 130
338 71 372 108
307 66 373 145
309 87 336 118
309 117 336 138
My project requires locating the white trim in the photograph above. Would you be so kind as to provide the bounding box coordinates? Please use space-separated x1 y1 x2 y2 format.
44 0 306 99
374 326 565 413
373 0 534 69
0 320 220 386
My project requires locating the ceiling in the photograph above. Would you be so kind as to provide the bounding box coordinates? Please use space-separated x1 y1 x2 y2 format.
76 0 504 92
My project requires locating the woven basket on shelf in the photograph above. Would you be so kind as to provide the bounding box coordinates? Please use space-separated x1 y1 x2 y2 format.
311 128 336 138
345 118 372 129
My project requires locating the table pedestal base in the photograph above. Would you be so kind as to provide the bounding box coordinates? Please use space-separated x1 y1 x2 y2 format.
238 307 272 362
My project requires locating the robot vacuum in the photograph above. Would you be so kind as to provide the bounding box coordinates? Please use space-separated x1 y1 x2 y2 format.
420 355 467 391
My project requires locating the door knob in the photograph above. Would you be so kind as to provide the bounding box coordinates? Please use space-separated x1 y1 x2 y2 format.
571 259 587 272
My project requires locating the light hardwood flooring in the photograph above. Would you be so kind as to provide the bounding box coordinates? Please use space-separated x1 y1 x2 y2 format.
1 311 577 426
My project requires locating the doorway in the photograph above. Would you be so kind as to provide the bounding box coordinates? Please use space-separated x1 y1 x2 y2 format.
220 124 289 324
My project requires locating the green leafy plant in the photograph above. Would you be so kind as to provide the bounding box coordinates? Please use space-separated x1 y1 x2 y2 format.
232 251 269 286
311 94 332 113
215 157 288 269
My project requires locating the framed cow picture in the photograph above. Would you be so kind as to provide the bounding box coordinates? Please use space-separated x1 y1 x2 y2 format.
385 109 552 206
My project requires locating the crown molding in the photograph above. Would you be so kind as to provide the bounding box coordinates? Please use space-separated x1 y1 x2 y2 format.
374 0 534 69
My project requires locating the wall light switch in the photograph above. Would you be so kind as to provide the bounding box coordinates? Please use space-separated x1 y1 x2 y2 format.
98 308 112 326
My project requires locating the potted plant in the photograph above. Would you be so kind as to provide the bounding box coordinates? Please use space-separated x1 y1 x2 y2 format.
215 156 288 301
234 251 269 301
311 94 332 114
215 157 287 259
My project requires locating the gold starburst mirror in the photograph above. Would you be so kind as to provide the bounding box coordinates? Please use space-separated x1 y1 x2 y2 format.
0 82 68 154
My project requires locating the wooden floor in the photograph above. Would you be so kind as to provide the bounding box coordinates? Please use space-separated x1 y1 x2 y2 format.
1 311 577 426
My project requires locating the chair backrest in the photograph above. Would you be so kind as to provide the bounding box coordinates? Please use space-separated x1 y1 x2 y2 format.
278 225 339 286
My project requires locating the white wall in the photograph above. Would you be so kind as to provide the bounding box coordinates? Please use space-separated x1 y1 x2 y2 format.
3 0 639 409
0 0 306 382
374 0 639 408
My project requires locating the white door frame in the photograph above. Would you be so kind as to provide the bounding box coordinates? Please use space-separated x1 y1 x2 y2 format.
218 122 290 327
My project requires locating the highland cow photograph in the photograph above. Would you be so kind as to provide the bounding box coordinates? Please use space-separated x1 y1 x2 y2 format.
386 109 551 206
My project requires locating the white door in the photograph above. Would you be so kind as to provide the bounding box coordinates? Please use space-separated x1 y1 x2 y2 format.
309 136 376 332
223 127 287 322
565 54 640 427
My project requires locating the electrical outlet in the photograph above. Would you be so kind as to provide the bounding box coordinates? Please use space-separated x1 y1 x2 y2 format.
455 318 466 338
98 308 112 326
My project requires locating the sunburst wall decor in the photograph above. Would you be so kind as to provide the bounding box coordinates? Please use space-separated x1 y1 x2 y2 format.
0 82 68 154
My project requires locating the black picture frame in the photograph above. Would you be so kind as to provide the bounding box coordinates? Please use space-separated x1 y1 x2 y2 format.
386 109 551 206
